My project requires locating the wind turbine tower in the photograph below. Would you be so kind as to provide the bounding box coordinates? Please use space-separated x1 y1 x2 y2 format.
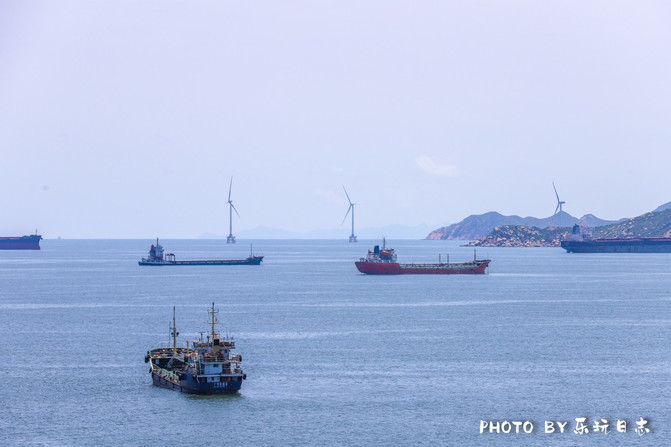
342 185 357 243
552 182 566 227
226 177 240 244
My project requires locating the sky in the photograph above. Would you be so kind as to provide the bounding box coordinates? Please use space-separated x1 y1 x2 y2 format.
2 0 671 238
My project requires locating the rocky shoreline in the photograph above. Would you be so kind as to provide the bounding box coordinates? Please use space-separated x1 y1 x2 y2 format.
464 225 567 247
461 209 671 247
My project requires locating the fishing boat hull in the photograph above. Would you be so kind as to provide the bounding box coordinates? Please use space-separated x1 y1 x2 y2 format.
151 371 243 395
148 346 245 395
355 260 490 275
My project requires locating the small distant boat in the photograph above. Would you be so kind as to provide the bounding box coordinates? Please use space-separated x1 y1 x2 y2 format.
145 303 246 395
0 233 42 250
138 239 263 266
355 238 491 275
561 224 671 253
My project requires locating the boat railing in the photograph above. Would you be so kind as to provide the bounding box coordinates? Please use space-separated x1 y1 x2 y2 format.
399 260 487 268
195 367 243 377
399 262 463 268
187 352 243 365
153 342 190 350
197 358 238 364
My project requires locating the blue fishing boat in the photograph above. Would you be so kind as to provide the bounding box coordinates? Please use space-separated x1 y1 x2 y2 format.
145 303 246 395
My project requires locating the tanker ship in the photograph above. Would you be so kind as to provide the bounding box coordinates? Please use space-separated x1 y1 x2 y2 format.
138 239 263 266
355 239 490 275
561 224 671 253
0 234 42 250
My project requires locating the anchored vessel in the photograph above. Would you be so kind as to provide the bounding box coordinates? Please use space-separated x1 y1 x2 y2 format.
138 239 263 265
561 224 671 253
0 234 42 250
146 304 246 395
355 239 491 275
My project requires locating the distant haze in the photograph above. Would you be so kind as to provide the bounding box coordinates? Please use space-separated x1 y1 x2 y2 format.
207 223 435 240
2 1 670 238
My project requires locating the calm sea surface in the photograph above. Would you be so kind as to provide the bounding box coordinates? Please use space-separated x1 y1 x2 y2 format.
1 239 669 446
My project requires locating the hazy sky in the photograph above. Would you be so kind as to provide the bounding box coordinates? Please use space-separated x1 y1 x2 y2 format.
2 1 670 238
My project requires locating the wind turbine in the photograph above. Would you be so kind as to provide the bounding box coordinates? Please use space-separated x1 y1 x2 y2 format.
553 182 566 227
342 185 357 243
226 177 240 244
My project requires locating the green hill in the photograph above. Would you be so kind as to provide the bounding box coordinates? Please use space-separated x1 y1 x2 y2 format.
592 209 671 238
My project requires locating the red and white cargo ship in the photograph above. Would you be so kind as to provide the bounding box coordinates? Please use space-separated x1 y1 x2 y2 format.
355 239 490 275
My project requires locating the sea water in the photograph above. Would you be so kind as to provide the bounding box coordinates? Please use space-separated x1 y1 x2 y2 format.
0 239 669 446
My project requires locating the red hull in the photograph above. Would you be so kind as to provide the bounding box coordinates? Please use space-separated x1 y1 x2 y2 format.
355 260 490 275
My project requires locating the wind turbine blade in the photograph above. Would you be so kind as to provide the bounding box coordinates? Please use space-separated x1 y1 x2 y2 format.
554 203 560 215
342 185 352 205
231 203 240 218
553 182 560 202
341 205 352 225
228 177 233 202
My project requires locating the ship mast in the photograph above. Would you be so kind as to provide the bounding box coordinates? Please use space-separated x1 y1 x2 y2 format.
209 302 219 339
208 302 222 354
171 306 179 356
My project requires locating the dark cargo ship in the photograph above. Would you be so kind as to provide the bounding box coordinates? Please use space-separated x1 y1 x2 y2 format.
146 303 246 395
561 224 671 253
138 239 263 266
0 234 42 250
355 239 490 275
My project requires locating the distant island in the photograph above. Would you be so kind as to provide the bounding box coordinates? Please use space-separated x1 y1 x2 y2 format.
427 202 671 247
464 225 568 247
426 211 618 240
